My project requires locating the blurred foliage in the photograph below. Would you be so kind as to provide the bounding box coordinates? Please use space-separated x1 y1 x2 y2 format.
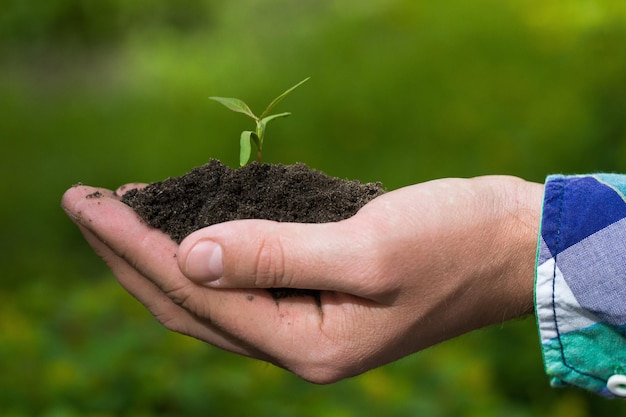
2 0 626 415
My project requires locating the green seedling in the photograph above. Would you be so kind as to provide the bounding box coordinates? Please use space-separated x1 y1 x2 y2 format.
210 77 309 166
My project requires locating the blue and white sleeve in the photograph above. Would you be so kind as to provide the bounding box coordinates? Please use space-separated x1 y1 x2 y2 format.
535 174 626 397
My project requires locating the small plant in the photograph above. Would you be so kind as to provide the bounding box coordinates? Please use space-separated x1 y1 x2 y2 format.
210 77 310 166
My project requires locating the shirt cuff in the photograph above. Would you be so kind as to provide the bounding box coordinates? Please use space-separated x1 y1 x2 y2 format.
535 174 626 397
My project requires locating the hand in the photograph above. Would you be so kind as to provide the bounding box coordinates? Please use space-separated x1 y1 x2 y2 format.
62 176 543 383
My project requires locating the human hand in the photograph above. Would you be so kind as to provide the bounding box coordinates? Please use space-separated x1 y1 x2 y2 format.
62 176 543 383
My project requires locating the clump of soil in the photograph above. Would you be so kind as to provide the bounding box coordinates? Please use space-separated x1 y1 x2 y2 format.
121 159 385 299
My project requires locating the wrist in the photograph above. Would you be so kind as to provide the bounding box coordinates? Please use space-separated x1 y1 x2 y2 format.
399 176 544 347
495 176 544 320
451 176 543 334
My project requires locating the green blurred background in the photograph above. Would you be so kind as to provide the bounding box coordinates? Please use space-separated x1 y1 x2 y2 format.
2 0 626 415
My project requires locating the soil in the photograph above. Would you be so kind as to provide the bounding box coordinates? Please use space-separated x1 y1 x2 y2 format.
121 159 386 299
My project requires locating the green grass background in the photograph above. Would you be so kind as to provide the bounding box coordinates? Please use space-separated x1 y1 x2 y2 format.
2 0 626 415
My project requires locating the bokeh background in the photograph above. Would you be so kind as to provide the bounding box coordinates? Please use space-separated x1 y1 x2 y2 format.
2 0 626 415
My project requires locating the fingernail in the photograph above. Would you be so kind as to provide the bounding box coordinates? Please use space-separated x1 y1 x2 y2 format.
185 240 223 282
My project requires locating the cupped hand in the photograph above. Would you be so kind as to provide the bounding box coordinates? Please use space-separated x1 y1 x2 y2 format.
62 176 543 383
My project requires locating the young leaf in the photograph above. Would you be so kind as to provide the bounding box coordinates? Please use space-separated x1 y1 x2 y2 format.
239 131 254 166
258 112 291 144
259 77 310 119
260 112 292 125
210 97 257 120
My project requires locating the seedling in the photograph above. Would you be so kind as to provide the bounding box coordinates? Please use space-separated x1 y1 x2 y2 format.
210 77 309 166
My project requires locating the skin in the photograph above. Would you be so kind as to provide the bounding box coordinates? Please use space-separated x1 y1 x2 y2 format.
62 176 544 384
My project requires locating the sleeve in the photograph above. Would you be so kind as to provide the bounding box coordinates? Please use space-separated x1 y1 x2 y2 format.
535 174 626 397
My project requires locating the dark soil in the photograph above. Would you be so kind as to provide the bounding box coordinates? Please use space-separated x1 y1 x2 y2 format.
121 159 385 299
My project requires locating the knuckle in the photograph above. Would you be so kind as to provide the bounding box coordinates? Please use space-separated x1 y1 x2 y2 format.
163 284 194 310
157 314 184 333
294 361 353 385
158 315 197 339
290 345 363 384
295 364 346 385
252 235 287 288
160 285 214 326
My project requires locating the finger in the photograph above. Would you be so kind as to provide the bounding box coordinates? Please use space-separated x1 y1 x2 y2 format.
115 182 148 197
62 184 116 215
65 185 216 304
77 223 266 358
66 185 200 293
64 186 291 340
177 218 393 301
64 186 265 358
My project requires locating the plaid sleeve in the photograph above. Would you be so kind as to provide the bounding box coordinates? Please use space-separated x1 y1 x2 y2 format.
535 174 626 397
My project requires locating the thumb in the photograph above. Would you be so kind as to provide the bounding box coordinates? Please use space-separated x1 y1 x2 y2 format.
177 218 377 296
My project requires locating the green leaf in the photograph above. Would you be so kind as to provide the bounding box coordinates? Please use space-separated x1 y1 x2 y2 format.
258 112 291 145
210 97 257 120
260 112 292 125
259 77 310 119
239 131 254 166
